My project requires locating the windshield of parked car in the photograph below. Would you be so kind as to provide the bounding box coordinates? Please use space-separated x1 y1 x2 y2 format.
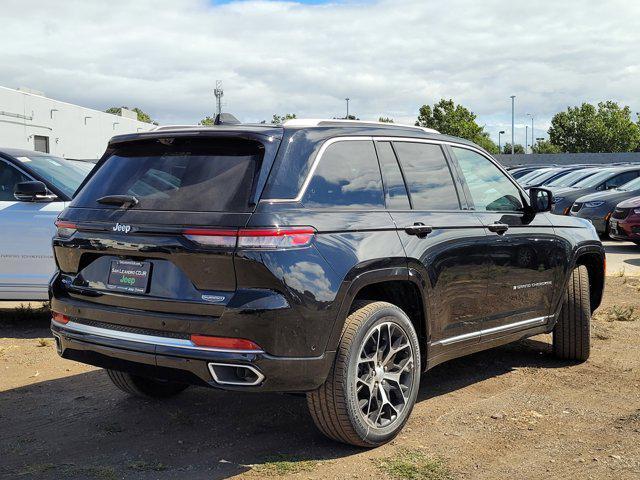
517 169 551 184
617 176 640 191
545 169 596 187
13 154 88 198
523 168 564 185
572 169 617 188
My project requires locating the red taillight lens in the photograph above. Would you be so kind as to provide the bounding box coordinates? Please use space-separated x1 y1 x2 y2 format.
183 228 238 247
182 226 315 249
190 334 262 351
238 227 315 248
52 311 70 324
55 220 77 238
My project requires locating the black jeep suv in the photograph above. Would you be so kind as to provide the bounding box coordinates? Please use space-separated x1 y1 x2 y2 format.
50 119 605 447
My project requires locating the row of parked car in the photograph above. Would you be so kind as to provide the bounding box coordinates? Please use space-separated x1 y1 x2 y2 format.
1 144 639 302
509 163 640 244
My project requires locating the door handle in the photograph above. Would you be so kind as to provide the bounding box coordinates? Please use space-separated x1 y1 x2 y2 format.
404 223 433 238
487 222 509 235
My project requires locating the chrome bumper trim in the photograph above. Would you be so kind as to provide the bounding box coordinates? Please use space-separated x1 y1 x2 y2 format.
51 319 265 354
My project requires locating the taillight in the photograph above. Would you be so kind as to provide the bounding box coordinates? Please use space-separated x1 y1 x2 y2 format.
183 226 315 249
52 311 70 324
183 228 237 247
238 227 315 249
190 334 262 351
55 220 77 238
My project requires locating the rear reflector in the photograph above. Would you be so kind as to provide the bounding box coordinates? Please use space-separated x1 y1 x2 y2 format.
52 311 70 324
54 220 77 238
190 334 262 351
183 226 315 249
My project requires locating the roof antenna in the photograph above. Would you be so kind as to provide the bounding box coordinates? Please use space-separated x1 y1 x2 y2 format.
214 113 241 125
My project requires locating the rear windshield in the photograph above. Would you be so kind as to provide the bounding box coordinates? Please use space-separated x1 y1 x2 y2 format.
72 138 263 212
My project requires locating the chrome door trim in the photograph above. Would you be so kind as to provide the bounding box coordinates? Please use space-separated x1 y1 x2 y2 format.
261 135 517 204
432 315 552 347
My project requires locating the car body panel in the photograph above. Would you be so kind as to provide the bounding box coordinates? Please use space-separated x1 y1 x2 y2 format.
49 124 606 392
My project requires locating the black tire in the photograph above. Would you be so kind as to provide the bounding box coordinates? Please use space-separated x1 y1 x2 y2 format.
106 369 189 398
307 301 421 447
553 265 591 361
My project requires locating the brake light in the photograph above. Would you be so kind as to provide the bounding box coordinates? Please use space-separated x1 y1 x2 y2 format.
183 226 315 249
183 228 237 247
190 334 262 351
52 311 70 324
55 220 77 238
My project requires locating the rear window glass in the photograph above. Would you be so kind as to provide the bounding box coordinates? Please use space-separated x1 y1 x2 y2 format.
303 140 384 209
72 138 263 212
393 142 460 210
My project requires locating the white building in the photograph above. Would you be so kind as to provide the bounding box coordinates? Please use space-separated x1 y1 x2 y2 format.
0 86 156 159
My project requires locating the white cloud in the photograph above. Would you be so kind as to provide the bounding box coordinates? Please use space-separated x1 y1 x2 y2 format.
2 0 639 145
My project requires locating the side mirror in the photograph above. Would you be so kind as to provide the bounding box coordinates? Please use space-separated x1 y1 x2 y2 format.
14 181 55 202
528 187 552 213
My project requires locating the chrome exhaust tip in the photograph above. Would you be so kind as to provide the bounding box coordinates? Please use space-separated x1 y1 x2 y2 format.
207 363 265 386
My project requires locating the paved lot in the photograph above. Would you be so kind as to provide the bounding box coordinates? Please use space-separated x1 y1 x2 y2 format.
603 241 640 276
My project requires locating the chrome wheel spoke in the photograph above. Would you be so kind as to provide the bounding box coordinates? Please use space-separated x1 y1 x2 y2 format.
355 320 415 429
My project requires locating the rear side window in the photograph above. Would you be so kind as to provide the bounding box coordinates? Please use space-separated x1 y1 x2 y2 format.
375 142 410 209
392 142 460 210
303 140 384 209
73 138 263 212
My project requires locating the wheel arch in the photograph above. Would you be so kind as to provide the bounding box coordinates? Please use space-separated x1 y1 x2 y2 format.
572 246 605 313
325 267 430 366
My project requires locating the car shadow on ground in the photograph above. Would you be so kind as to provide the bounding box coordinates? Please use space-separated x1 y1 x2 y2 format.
0 336 574 479
0 305 51 339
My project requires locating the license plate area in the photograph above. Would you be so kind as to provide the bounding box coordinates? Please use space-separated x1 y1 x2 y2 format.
107 260 151 294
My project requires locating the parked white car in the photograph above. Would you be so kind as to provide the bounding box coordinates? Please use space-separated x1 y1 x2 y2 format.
0 148 91 300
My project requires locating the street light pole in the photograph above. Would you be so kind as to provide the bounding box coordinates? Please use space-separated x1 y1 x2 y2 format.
499 130 505 152
510 96 516 154
345 98 350 119
525 125 529 153
527 113 534 152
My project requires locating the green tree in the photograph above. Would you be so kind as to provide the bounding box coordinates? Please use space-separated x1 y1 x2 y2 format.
105 106 156 124
416 99 498 153
199 116 216 126
548 101 640 153
378 117 394 123
270 113 297 124
532 139 562 154
502 143 525 154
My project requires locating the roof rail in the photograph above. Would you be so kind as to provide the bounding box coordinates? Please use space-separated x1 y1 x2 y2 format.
152 124 198 131
283 118 439 134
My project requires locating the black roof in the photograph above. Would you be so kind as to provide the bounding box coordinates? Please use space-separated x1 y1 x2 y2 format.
107 121 480 151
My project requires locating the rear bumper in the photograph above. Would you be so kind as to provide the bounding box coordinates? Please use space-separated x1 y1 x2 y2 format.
51 319 334 392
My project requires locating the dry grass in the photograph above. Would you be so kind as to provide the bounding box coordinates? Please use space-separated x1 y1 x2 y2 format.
374 449 453 480
608 305 638 322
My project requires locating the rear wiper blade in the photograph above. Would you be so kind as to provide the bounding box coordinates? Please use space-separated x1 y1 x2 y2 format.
96 195 139 208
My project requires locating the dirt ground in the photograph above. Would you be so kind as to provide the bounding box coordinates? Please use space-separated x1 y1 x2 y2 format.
1 278 639 480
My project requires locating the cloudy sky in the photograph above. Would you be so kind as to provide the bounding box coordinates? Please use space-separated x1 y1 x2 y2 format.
2 0 639 145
